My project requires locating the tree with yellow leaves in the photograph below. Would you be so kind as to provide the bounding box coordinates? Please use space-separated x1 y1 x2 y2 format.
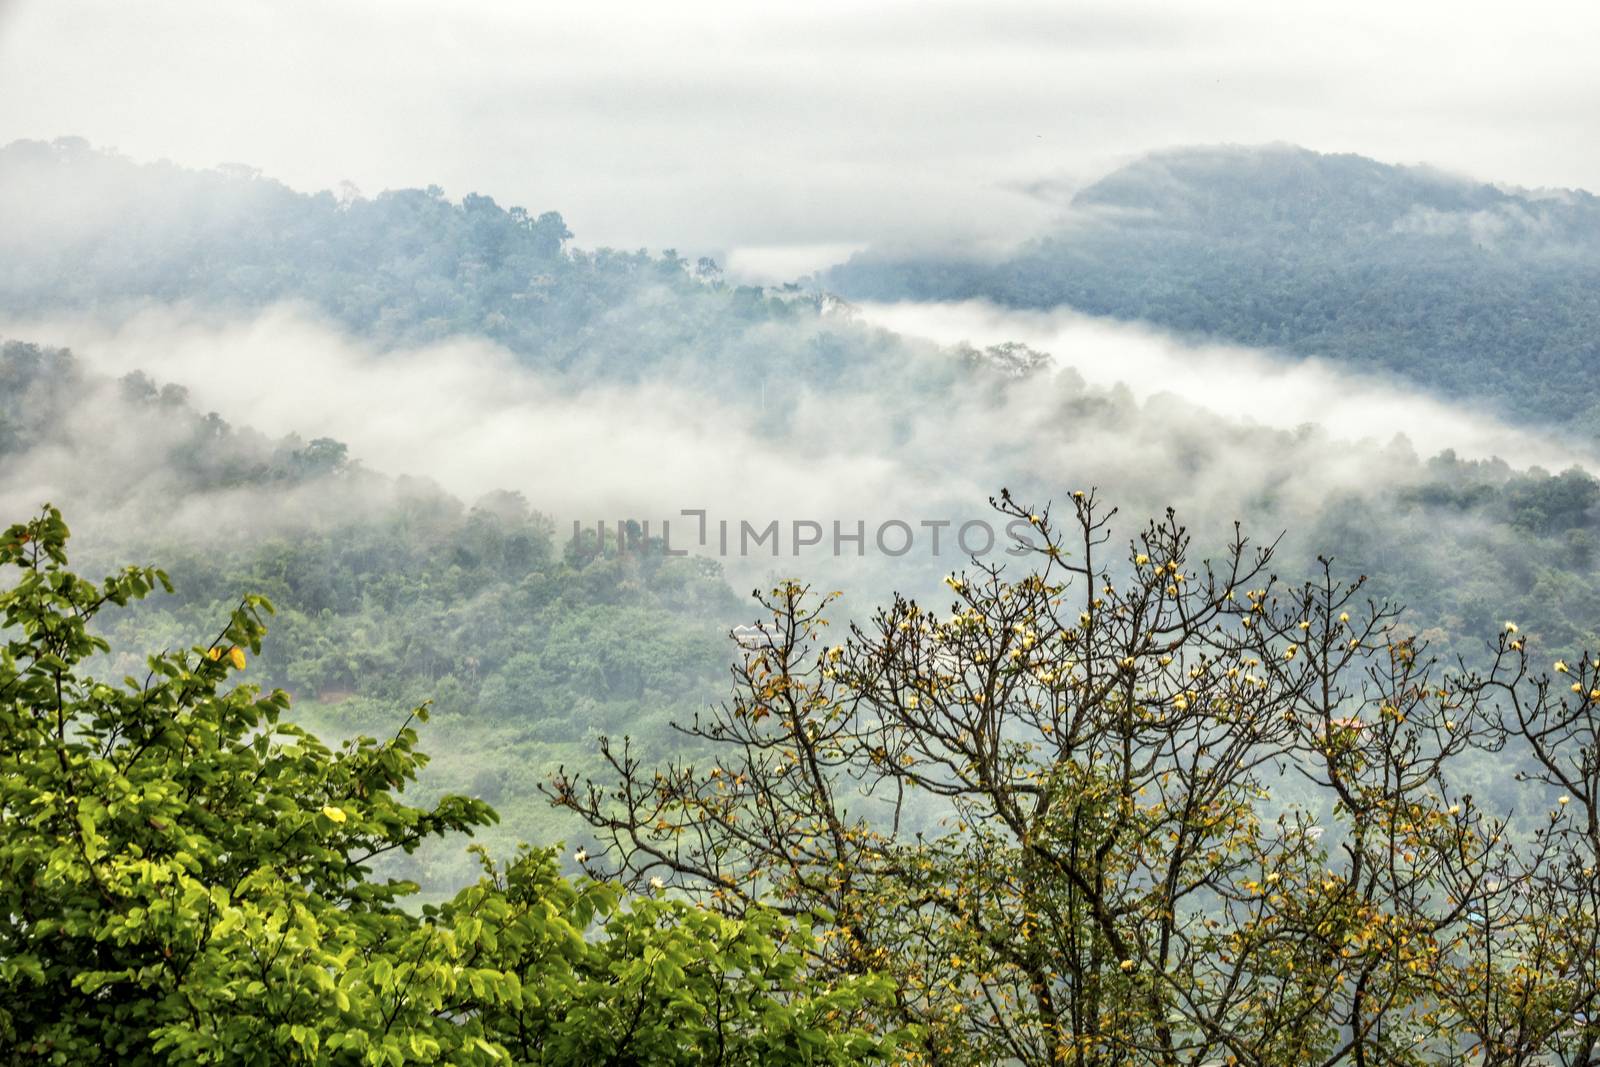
552 491 1599 1066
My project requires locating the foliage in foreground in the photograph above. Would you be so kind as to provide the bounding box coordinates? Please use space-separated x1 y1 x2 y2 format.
0 508 899 1064
556 492 1600 1066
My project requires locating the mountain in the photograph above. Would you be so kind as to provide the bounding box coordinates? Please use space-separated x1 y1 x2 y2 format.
0 137 852 393
828 144 1600 431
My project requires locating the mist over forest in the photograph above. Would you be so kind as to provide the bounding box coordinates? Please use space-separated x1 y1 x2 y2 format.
4 4 1600 1060
7 138 1600 648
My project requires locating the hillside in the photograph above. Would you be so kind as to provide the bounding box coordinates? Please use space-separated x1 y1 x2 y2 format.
0 137 849 392
829 144 1600 430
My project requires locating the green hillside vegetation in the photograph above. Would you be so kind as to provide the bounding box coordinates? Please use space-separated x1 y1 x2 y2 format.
9 501 1600 1063
93 510 742 890
829 144 1600 431
0 509 899 1064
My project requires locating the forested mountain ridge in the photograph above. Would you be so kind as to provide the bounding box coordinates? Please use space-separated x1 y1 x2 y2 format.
11 326 1600 775
829 143 1600 430
1073 143 1598 236
0 137 850 389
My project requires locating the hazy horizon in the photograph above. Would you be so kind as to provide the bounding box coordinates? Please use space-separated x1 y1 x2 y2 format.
6 0 1600 276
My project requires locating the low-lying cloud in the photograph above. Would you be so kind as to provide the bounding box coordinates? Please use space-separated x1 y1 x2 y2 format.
2 297 1590 606
859 299 1594 473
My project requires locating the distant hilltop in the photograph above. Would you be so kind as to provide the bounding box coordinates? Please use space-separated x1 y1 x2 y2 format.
1068 142 1599 236
827 143 1600 431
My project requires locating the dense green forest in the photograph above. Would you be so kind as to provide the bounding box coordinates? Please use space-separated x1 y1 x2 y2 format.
5 138 1600 1060
828 144 1600 431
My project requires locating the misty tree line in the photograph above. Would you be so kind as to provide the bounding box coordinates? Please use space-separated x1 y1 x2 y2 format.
827 145 1600 432
0 138 847 391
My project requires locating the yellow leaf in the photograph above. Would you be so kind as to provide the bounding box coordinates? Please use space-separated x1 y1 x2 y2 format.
228 647 247 670
321 805 347 824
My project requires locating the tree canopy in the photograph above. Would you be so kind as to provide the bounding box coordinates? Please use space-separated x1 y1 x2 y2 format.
0 507 900 1064
555 492 1600 1065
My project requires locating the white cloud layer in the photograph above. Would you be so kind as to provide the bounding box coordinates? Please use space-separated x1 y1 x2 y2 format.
6 299 1590 606
858 300 1597 473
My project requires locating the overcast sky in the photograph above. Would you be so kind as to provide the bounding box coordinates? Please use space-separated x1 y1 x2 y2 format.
3 0 1599 270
